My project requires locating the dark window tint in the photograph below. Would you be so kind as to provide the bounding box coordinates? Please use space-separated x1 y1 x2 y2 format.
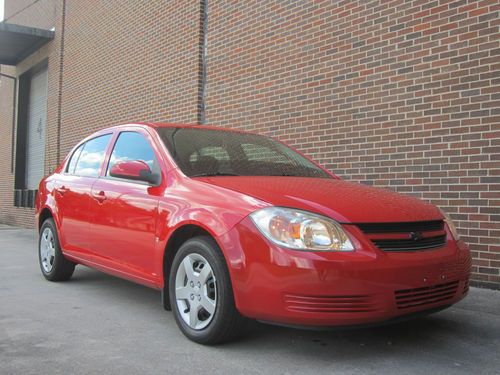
241 143 288 163
156 127 330 178
189 146 229 162
74 134 112 177
66 143 84 174
107 132 160 178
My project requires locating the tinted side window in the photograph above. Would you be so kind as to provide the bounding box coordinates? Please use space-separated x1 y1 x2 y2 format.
74 134 112 177
66 143 84 174
107 132 160 178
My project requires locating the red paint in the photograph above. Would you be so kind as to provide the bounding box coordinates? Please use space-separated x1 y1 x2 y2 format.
36 123 471 327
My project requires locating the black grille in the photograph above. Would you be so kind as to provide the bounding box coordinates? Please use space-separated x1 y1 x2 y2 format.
372 234 447 252
395 281 459 309
357 220 444 233
356 220 447 252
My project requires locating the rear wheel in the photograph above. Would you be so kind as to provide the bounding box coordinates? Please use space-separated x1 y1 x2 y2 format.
39 218 75 281
169 236 246 344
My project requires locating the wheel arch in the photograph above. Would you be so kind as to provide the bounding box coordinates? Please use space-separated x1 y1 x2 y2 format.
38 206 57 232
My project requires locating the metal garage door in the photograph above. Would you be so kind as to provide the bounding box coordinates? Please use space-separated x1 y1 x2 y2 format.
25 66 48 190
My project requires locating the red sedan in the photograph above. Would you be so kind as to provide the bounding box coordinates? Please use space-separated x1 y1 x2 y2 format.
35 123 471 344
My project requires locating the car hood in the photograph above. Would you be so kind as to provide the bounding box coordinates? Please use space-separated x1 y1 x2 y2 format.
195 176 443 223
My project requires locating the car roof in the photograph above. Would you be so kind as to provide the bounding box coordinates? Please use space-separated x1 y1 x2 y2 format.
141 122 252 132
78 122 267 149
100 122 260 135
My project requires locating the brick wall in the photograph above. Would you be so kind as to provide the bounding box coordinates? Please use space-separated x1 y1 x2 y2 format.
206 0 499 288
0 0 499 288
58 0 201 158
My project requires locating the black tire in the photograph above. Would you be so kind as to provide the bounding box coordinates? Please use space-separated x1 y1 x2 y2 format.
169 236 247 344
39 218 75 281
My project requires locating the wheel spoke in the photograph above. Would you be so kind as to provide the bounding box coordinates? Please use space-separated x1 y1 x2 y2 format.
189 303 199 328
182 256 196 280
197 265 212 284
175 286 191 300
200 295 215 315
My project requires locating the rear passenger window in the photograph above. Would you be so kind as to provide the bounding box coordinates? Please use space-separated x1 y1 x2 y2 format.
66 143 84 174
74 134 112 177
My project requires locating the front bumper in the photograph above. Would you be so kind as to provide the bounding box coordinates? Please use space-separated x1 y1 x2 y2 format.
218 217 471 327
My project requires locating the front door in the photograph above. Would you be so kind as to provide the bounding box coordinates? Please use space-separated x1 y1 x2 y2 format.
89 130 162 285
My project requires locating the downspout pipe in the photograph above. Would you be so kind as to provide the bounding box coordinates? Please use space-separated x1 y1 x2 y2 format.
198 0 208 124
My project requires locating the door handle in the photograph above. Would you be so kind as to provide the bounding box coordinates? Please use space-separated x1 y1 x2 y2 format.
56 186 68 195
92 191 107 203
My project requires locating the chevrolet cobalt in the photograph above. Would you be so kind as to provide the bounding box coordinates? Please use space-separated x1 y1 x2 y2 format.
36 123 471 344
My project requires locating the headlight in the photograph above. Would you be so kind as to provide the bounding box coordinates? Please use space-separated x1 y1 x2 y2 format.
249 207 354 251
440 208 460 241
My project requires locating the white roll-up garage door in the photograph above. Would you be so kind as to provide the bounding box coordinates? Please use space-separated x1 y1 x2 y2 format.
25 67 48 190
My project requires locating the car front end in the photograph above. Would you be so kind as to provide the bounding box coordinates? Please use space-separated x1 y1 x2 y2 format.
218 207 471 328
154 125 472 330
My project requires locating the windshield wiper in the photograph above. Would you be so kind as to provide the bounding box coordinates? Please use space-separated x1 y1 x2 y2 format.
190 172 241 177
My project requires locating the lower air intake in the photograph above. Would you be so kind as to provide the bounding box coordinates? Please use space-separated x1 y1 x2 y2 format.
395 281 459 309
283 294 379 313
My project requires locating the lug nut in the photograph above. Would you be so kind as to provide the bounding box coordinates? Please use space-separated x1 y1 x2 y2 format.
190 281 194 287
190 294 194 300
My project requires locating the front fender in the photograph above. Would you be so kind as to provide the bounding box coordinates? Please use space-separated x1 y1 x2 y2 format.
154 178 269 287
155 203 249 285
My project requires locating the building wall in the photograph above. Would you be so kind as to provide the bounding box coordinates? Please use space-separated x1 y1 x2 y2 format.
58 0 201 158
0 0 58 228
0 0 499 288
0 0 202 228
206 0 500 289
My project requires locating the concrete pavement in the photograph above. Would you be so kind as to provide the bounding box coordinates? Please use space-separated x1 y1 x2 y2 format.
1 226 499 374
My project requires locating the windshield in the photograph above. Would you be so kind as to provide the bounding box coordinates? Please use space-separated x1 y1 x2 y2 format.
155 127 331 179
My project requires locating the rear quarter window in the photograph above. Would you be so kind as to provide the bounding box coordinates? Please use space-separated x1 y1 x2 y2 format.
66 143 84 174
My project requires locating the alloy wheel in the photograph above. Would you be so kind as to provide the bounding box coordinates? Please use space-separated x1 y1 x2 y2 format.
174 253 217 330
40 227 55 273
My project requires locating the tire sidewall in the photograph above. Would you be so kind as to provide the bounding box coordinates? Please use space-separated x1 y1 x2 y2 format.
169 237 233 344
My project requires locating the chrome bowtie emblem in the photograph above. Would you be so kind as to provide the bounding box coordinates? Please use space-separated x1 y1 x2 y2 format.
409 231 423 241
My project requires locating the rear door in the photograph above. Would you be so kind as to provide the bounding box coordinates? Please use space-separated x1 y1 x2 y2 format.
89 130 163 284
55 134 112 260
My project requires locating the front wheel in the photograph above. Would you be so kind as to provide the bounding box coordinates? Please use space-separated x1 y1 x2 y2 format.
39 218 75 281
169 236 246 344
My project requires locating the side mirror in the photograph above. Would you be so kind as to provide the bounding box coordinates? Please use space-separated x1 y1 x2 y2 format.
109 160 160 185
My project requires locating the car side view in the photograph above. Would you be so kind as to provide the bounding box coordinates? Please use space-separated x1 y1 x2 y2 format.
35 123 471 344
